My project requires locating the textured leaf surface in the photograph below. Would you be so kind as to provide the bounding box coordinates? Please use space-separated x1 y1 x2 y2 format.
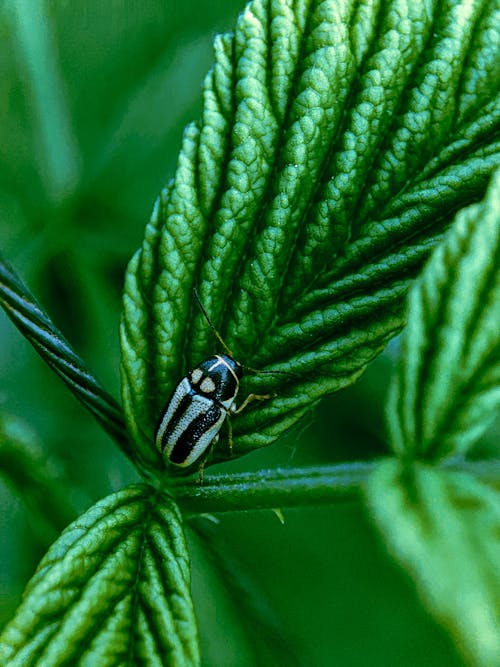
367 459 500 667
121 0 500 472
388 169 500 461
0 484 199 667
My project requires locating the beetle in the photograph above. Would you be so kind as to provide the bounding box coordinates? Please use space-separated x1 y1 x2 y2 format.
155 353 246 468
155 291 276 472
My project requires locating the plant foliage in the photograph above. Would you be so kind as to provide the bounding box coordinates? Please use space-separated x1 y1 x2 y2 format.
368 461 500 667
0 0 499 665
0 485 199 667
388 170 500 462
121 0 500 474
368 171 500 666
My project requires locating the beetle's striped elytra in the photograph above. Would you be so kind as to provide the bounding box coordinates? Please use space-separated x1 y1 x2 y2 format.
155 353 244 468
154 289 294 474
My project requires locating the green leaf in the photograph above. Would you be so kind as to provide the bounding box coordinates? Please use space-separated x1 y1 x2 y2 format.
121 0 500 473
0 484 200 667
366 459 500 667
388 168 500 461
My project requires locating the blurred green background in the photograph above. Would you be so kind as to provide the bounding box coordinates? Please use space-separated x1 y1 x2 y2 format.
0 1 480 664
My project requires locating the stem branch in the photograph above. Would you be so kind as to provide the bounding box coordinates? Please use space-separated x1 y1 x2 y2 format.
172 459 500 513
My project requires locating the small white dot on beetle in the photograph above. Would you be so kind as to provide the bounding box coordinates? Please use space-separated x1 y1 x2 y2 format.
191 368 203 383
200 377 216 393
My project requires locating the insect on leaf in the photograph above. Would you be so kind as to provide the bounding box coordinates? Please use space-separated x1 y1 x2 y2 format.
121 0 500 473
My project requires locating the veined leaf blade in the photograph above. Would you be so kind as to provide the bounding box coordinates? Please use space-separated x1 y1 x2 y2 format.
121 0 500 473
389 168 500 461
367 459 500 667
0 484 199 667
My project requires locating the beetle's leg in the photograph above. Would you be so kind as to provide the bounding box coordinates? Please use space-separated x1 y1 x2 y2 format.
234 392 276 414
227 412 234 455
225 393 276 458
199 394 279 465
196 433 219 484
196 459 206 484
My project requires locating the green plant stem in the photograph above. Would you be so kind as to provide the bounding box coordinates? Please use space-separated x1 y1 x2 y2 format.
0 255 133 461
172 459 500 513
171 462 376 513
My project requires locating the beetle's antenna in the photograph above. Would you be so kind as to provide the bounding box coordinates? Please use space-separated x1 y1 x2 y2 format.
244 365 299 378
193 287 234 357
193 287 298 378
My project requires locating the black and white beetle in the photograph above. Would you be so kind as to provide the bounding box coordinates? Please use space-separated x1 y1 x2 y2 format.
155 291 281 471
155 353 247 468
